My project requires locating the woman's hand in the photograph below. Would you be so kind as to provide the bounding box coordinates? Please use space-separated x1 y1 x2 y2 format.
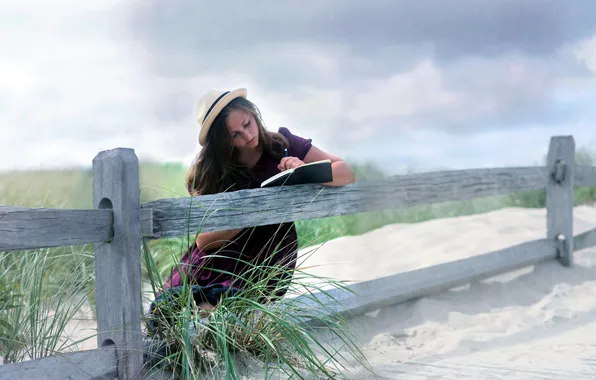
277 156 304 171
198 302 215 318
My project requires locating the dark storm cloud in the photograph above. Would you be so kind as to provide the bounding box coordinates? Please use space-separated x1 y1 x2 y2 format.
127 0 596 68
124 0 596 93
121 0 596 137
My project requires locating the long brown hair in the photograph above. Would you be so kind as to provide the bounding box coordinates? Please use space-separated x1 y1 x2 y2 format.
186 97 289 195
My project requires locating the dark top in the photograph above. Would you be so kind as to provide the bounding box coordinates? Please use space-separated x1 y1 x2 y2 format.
162 127 313 303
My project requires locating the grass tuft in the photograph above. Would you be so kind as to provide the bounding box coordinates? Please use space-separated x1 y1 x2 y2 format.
0 247 95 363
141 236 372 379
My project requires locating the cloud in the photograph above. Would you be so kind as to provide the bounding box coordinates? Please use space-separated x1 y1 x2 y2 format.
0 0 170 170
2 1 596 173
128 0 596 63
124 0 596 135
344 52 590 132
346 60 463 124
574 35 596 73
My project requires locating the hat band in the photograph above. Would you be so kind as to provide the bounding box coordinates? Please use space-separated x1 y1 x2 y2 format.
202 91 230 124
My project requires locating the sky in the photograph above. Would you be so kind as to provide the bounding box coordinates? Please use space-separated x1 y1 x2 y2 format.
2 0 596 174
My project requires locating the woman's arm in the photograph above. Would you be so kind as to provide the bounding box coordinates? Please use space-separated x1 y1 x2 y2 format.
304 146 356 186
324 160 356 187
279 145 356 186
196 228 244 251
190 187 244 250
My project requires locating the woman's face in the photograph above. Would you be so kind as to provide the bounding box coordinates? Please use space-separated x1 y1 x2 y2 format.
226 109 260 150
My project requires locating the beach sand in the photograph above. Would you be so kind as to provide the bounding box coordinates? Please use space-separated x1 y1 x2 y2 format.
291 205 596 379
28 205 596 379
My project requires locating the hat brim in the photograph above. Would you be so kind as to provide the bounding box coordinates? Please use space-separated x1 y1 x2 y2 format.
198 88 248 146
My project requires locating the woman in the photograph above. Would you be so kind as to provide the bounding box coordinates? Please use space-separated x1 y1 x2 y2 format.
153 88 356 318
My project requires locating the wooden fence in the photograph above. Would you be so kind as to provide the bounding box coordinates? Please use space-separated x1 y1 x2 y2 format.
1 135 596 379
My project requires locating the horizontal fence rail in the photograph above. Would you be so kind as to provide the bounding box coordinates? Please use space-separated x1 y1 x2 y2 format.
0 346 118 380
2 165 594 252
575 227 596 252
0 207 153 252
293 226 596 327
143 166 557 239
289 238 560 326
0 206 113 252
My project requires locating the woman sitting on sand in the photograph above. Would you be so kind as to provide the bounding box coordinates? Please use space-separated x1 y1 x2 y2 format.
151 88 356 320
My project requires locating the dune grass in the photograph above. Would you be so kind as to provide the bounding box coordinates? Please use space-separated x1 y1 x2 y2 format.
0 246 94 364
141 230 372 379
1 154 596 375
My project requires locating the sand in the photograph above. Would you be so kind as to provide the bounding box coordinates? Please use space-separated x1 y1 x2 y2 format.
293 205 596 379
16 205 596 379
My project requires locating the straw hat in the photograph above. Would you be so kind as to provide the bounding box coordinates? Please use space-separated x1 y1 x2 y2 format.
196 88 248 146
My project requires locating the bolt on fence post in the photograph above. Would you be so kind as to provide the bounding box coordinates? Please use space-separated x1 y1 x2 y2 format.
546 136 575 267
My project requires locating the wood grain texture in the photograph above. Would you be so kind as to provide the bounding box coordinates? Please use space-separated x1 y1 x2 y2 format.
0 346 118 380
3 163 590 248
0 207 153 252
93 148 144 380
1 164 592 251
0 206 112 252
575 165 596 187
142 166 551 238
575 227 596 252
288 238 557 326
546 136 575 267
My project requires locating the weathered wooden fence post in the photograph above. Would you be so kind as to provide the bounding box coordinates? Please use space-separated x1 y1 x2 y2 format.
93 148 143 379
546 135 575 267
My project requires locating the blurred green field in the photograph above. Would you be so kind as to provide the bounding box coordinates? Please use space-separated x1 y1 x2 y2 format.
2 156 596 278
2 156 596 249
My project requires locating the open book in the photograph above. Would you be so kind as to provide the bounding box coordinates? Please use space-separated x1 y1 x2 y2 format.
261 159 333 188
